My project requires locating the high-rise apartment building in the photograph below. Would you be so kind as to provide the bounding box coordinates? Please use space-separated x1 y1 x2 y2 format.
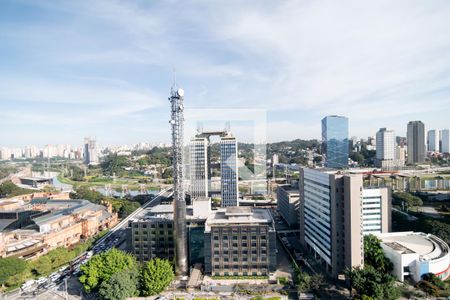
298 168 391 277
189 137 209 198
83 137 99 165
407 121 425 164
427 130 439 152
321 115 349 169
440 129 449 153
220 135 238 207
204 207 277 277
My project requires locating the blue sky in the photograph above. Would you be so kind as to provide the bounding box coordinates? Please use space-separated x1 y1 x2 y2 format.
0 0 449 147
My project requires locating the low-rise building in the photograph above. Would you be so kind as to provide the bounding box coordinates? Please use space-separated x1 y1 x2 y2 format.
276 184 299 227
131 205 175 263
0 198 118 259
204 207 277 277
376 232 450 282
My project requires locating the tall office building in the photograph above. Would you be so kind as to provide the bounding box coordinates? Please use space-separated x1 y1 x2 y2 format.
220 135 238 207
440 129 449 153
407 121 426 164
298 167 391 277
189 137 209 198
376 128 395 160
83 137 99 165
321 115 349 169
427 130 439 152
375 128 403 170
204 207 277 276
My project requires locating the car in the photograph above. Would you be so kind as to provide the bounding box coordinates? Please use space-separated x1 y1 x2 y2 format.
155 297 167 300
59 265 68 272
36 277 47 285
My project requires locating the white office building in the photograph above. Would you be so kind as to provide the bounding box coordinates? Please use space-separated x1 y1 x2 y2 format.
189 137 209 198
376 128 396 160
375 128 403 170
220 136 238 207
299 168 391 277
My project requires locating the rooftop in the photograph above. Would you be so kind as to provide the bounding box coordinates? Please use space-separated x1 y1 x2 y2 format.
377 232 449 261
205 207 274 231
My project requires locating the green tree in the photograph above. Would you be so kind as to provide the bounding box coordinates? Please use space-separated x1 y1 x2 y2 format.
98 269 138 300
296 270 311 292
32 256 52 275
79 248 137 293
0 257 28 287
364 234 392 273
393 192 423 211
140 258 174 296
309 273 324 293
346 266 399 300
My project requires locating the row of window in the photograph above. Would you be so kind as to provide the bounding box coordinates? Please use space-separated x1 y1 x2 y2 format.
213 256 267 262
133 223 172 229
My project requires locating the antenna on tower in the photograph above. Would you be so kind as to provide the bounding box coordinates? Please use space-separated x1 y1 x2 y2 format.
172 67 177 87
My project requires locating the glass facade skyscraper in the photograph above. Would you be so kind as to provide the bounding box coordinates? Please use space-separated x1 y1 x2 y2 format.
321 115 349 169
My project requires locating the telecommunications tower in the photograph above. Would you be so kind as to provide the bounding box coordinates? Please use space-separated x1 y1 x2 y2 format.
169 83 188 276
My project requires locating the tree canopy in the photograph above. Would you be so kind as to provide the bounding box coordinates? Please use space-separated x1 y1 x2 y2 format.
393 192 423 211
79 248 137 293
364 234 393 273
346 266 399 300
140 258 174 296
98 269 138 300
0 257 28 286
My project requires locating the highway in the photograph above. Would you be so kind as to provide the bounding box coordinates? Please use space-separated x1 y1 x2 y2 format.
2 188 173 300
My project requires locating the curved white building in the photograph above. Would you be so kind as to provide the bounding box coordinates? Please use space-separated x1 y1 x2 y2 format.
376 232 450 282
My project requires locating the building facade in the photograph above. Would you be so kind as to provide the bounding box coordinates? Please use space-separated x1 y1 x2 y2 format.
189 137 209 198
376 128 403 170
220 136 239 207
376 232 450 282
276 184 299 227
407 121 425 164
83 137 99 166
427 130 439 152
440 129 449 153
204 207 277 277
131 216 175 263
298 168 391 277
321 115 349 169
376 128 396 160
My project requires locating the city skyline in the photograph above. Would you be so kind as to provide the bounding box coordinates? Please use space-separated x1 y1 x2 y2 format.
1 1 450 146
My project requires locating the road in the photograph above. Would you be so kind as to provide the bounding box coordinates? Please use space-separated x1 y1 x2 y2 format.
2 188 172 300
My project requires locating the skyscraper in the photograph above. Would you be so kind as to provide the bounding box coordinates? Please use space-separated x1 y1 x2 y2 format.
220 135 238 207
189 137 209 198
376 128 396 160
83 137 99 165
427 130 439 152
298 167 391 277
407 121 426 164
321 115 349 169
376 128 403 170
440 129 449 153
